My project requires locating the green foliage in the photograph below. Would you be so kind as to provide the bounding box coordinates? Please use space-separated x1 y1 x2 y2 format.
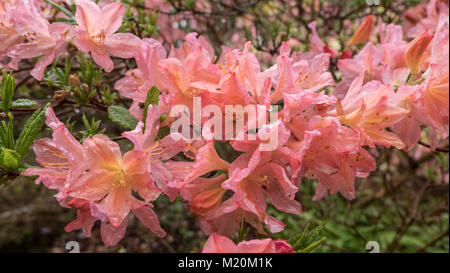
80 114 104 140
0 73 50 176
15 103 50 158
63 116 77 133
73 84 96 105
44 0 75 21
270 171 449 253
77 55 101 89
185 0 196 10
0 148 21 172
156 126 170 140
11 99 37 109
100 86 118 106
108 106 139 130
214 140 242 163
43 55 104 105
142 86 160 131
0 115 15 150
1 72 15 114
42 56 72 90
123 1 160 37
289 222 327 253
146 86 160 108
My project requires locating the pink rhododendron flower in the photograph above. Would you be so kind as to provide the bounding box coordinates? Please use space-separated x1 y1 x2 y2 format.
334 72 409 150
393 15 449 149
158 33 222 111
122 105 189 200
405 0 449 38
335 43 384 98
221 121 302 222
294 117 375 200
215 42 268 104
23 107 166 245
181 174 228 215
177 142 230 215
0 1 22 70
72 0 142 72
270 43 334 103
22 107 86 197
379 24 409 71
114 38 168 119
6 0 69 80
68 134 160 227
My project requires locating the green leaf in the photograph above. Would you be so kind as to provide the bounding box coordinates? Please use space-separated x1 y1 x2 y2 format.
15 103 50 158
291 223 310 250
80 114 103 140
147 86 160 106
290 221 327 252
0 148 21 172
0 114 15 149
156 126 170 140
53 17 77 25
108 106 138 130
298 237 326 253
1 72 15 113
11 99 37 108
214 140 243 163
142 86 160 131
43 0 75 21
185 0 196 9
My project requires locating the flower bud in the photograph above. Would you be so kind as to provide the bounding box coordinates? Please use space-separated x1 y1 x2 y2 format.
404 32 434 75
68 74 80 88
347 15 374 47
81 83 90 95
189 188 226 215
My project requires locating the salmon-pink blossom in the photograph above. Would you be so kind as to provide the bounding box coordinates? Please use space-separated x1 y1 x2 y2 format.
334 72 409 149
72 0 142 72
68 134 160 227
7 0 69 80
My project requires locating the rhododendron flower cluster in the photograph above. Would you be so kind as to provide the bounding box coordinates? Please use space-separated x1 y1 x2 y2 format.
0 0 447 252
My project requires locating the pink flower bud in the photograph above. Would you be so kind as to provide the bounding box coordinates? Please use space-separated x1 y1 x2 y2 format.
404 32 434 75
347 15 374 47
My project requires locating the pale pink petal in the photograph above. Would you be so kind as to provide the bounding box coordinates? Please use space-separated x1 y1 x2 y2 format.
133 205 166 238
182 142 230 186
100 217 128 246
98 186 133 227
202 233 237 253
99 2 125 35
74 0 101 34
31 51 56 80
91 49 114 72
104 33 142 59
264 214 285 233
83 134 122 169
68 170 113 200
